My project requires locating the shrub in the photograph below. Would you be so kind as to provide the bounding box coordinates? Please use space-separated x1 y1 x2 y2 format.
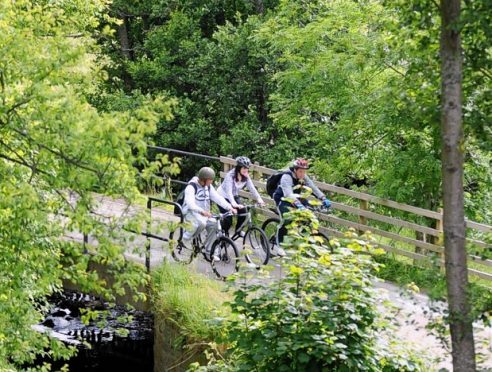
191 206 424 371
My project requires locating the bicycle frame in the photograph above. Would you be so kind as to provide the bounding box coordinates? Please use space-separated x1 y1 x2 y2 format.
229 204 260 241
268 202 332 247
191 211 233 255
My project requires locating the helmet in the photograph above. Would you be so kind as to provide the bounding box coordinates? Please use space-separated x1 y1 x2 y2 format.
235 156 251 168
197 167 216 180
292 158 309 169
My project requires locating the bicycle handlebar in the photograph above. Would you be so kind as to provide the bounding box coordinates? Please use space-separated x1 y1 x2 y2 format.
210 211 235 220
238 203 263 210
306 204 332 213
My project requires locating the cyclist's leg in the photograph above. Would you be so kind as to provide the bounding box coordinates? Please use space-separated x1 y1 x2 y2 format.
233 196 247 233
204 218 218 256
277 201 291 245
218 202 233 235
183 212 207 247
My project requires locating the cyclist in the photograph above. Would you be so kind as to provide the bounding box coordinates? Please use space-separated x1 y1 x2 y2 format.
272 158 332 255
182 167 237 261
217 156 265 236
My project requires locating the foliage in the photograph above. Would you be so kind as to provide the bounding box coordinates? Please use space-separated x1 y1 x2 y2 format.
151 262 230 342
378 0 492 216
375 255 492 320
190 204 424 371
0 0 176 368
99 0 492 224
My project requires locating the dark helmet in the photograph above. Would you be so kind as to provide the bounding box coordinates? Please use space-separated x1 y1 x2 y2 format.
197 167 215 180
292 158 309 169
235 156 251 168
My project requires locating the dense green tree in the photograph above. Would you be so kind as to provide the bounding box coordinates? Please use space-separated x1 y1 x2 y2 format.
0 0 175 368
379 0 491 218
102 0 491 214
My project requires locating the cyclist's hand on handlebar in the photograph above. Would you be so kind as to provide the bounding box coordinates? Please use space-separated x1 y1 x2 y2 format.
294 201 306 210
236 204 245 209
322 198 332 209
230 208 238 215
201 210 212 218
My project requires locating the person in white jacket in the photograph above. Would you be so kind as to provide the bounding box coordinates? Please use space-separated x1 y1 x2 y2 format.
217 156 265 236
182 167 237 260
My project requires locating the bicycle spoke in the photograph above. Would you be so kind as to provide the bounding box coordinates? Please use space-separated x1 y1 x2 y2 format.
244 227 269 266
171 242 194 263
211 237 239 279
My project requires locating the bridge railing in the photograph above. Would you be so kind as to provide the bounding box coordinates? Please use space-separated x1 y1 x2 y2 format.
219 156 492 281
145 145 491 281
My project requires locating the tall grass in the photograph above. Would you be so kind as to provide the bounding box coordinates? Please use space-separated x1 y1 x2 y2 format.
151 263 230 341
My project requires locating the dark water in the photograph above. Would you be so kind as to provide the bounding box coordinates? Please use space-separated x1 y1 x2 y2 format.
35 291 153 371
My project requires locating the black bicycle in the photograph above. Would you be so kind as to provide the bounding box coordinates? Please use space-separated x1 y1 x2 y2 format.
261 204 333 255
170 212 239 279
227 204 270 268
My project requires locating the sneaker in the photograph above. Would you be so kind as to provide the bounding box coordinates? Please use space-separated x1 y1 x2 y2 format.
236 231 246 238
276 247 286 257
212 252 221 262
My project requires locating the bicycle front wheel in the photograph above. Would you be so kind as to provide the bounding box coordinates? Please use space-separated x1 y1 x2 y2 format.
210 236 239 279
243 227 270 267
312 231 334 253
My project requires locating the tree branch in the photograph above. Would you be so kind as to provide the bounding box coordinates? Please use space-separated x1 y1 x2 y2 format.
0 152 49 176
11 126 101 175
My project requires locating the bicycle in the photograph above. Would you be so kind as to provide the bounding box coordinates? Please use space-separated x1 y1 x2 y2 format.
169 212 239 279
226 204 270 268
261 204 333 255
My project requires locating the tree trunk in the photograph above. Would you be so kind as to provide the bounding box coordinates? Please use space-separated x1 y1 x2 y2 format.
253 0 264 15
118 16 132 60
440 0 476 370
117 15 133 90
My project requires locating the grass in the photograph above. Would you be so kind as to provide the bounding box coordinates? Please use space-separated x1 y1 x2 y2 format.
151 262 230 342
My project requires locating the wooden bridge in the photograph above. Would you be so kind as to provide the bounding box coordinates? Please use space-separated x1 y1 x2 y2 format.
148 146 492 282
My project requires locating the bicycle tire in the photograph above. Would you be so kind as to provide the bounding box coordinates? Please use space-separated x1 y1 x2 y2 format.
243 227 270 267
261 217 281 252
313 231 334 253
171 241 194 264
210 236 239 279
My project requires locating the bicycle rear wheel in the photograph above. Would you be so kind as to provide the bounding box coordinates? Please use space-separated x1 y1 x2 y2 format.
243 227 270 267
261 217 281 254
210 236 239 279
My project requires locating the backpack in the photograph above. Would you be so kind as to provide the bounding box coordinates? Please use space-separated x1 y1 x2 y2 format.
265 171 292 197
173 182 198 215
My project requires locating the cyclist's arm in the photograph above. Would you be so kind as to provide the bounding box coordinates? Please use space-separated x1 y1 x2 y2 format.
245 177 265 204
304 175 325 200
221 171 240 208
210 186 234 211
183 184 204 214
280 173 299 199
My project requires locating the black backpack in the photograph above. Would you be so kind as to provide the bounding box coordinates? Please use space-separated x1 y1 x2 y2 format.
265 171 291 197
173 182 198 215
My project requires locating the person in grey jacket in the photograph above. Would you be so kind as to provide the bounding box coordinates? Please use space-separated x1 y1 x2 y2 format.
272 158 332 254
182 167 237 261
217 156 265 236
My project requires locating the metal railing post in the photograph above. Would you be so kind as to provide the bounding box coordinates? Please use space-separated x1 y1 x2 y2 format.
145 198 152 272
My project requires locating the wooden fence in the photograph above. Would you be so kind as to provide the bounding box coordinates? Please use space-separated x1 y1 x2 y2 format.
220 156 492 282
